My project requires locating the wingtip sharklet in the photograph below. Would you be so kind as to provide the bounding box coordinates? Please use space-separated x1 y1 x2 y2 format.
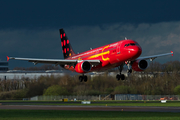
6 56 15 61
6 56 9 61
171 51 173 56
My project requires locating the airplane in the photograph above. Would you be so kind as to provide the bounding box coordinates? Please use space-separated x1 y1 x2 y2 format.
7 29 173 82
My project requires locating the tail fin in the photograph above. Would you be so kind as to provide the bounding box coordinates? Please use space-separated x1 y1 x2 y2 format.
59 29 76 59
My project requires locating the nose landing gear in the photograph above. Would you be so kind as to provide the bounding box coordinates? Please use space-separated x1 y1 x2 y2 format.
126 61 132 74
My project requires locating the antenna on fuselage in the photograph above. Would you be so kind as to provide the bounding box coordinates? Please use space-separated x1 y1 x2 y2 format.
125 37 127 40
90 48 92 50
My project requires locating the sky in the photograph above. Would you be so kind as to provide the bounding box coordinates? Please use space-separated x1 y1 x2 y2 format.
0 0 180 69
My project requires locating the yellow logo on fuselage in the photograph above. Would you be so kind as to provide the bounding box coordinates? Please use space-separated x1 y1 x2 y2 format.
78 57 82 60
88 45 110 61
102 45 110 61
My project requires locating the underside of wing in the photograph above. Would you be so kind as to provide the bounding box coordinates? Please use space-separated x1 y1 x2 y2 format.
8 57 101 66
136 51 173 61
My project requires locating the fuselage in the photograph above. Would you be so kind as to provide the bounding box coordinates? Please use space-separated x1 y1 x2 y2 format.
64 39 142 72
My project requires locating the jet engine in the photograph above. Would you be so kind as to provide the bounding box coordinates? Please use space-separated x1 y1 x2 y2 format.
75 61 92 73
132 59 148 71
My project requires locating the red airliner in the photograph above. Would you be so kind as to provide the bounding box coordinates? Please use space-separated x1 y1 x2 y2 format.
7 29 173 82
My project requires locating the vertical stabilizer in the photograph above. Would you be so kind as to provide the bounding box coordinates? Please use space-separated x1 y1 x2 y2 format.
59 29 76 59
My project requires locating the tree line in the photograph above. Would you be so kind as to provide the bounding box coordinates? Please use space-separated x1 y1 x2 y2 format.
0 61 180 100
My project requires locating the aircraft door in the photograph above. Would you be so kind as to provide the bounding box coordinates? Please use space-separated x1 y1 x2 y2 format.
116 42 121 54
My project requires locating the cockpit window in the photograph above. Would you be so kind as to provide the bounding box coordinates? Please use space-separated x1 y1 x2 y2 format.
124 43 136 47
130 43 135 46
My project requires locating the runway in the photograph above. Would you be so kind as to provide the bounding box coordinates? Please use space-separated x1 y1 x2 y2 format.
0 105 180 112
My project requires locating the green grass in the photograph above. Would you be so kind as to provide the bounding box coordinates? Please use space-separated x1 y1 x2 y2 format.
16 102 180 107
0 101 180 120
1 100 180 107
0 110 180 120
87 102 180 107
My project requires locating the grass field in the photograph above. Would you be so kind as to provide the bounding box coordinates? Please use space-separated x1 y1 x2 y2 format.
10 102 180 107
0 101 180 120
0 110 180 120
1 100 180 107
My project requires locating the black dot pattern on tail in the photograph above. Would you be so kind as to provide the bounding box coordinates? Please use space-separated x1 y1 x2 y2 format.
59 29 75 59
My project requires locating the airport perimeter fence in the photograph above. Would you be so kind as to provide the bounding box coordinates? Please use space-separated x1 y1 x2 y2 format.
114 94 180 101
30 94 180 101
30 95 100 101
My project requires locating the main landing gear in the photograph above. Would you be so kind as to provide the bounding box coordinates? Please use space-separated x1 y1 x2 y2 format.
79 75 88 82
116 62 133 81
116 74 125 81
116 65 125 81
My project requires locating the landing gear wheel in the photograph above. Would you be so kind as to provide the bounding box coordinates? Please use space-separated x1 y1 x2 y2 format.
79 75 88 82
116 74 125 81
116 74 121 81
84 76 87 82
127 69 132 73
120 74 125 80
116 64 125 81
79 76 83 82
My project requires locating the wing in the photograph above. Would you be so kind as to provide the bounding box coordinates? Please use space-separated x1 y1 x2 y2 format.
136 51 173 61
7 57 101 66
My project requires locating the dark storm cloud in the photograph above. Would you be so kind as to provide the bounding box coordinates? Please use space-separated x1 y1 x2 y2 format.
0 29 60 57
0 0 180 29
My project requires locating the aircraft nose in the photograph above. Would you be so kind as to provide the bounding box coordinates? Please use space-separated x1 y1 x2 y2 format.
129 46 142 58
137 46 142 53
134 46 142 54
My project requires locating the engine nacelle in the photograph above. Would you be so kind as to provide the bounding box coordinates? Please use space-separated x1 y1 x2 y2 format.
132 59 148 71
75 61 92 73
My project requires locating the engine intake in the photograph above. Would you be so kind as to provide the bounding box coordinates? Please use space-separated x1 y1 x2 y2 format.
132 59 148 71
75 61 92 73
